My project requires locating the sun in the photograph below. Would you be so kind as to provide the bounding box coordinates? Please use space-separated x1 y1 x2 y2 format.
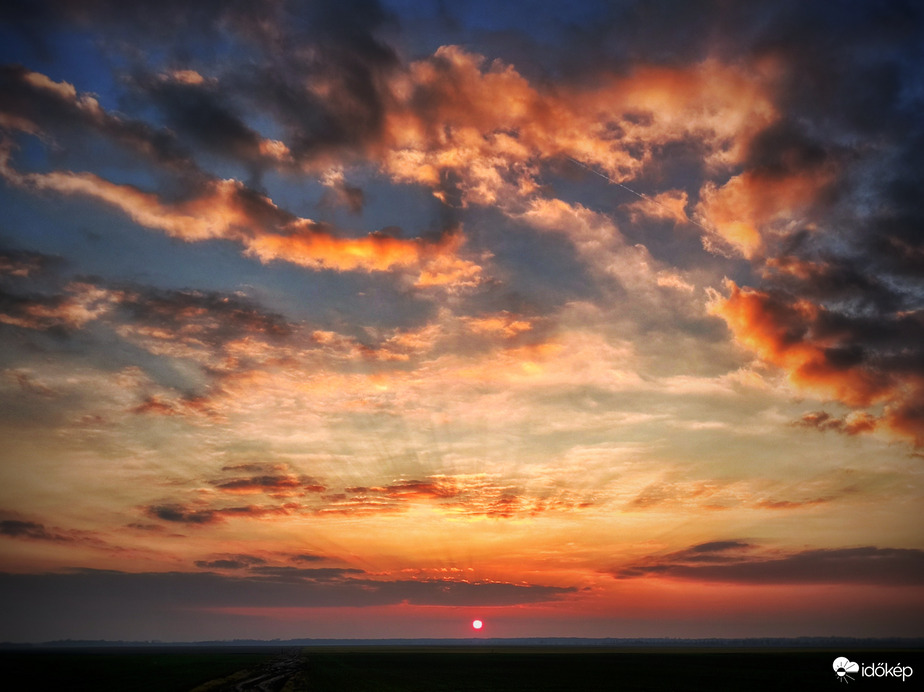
472 619 483 630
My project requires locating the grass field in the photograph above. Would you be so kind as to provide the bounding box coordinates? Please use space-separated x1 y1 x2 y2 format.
1 645 920 691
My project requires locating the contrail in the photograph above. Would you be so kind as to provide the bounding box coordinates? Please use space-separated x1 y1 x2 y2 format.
566 156 714 234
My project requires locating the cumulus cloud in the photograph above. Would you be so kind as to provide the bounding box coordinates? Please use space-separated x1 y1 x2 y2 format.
380 47 775 206
695 168 833 259
131 70 294 172
625 190 690 227
709 280 924 446
2 0 401 170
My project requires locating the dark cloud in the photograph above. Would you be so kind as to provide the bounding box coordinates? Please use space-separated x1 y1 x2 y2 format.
744 120 832 179
128 73 279 175
795 411 878 436
0 249 62 279
289 553 325 563
194 554 267 570
117 286 292 345
248 566 365 582
42 0 396 166
0 252 99 335
742 0 923 136
1 0 278 52
146 504 218 525
0 64 196 172
0 288 74 333
319 180 365 214
615 542 924 586
234 0 400 162
0 265 293 375
146 502 297 525
0 516 130 555
345 478 462 501
215 476 300 493
688 540 751 554
0 568 575 640
125 523 167 532
213 474 326 496
694 1 924 448
713 280 924 446
0 519 58 541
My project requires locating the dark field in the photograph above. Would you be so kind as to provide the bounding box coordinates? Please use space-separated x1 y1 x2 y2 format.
0 647 281 692
1 644 921 691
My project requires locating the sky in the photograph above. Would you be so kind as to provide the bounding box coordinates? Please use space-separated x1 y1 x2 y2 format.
1 0 923 643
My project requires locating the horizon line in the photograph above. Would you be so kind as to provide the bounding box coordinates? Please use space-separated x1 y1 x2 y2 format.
5 636 923 650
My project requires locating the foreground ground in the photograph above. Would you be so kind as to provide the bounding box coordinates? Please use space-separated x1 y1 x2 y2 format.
1 645 921 690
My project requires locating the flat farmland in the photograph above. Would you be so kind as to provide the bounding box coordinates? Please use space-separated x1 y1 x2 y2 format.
0 647 282 692
297 647 923 691
1 645 921 691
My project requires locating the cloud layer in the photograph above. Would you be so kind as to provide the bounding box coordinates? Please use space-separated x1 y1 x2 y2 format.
1 0 923 641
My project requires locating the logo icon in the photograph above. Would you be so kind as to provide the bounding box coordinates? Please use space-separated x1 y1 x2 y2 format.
833 657 859 683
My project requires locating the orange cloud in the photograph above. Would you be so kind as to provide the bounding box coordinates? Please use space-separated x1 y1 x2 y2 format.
882 397 924 448
0 158 255 241
214 474 324 497
625 190 690 226
381 48 777 204
518 197 663 292
0 281 120 331
20 69 104 118
694 168 833 258
463 312 533 338
710 280 924 446
246 222 481 288
710 281 890 407
0 152 480 287
145 502 299 525
324 474 594 519
796 411 879 436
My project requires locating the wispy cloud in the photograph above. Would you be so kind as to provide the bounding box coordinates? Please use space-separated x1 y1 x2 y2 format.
0 148 482 288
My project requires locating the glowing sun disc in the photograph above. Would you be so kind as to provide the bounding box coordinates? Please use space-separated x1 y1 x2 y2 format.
472 619 483 630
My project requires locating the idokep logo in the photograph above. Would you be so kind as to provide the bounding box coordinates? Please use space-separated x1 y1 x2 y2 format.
833 657 859 683
832 657 914 683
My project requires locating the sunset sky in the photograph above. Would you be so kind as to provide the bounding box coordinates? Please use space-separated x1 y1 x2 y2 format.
1 0 923 643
